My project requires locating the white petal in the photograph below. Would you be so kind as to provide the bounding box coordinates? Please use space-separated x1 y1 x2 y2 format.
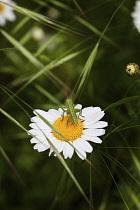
3 0 15 5
84 111 105 125
28 129 41 136
49 148 53 156
0 16 6 26
82 135 102 143
50 137 63 149
31 117 51 129
58 108 63 116
67 143 74 158
132 1 140 33
31 116 41 123
84 121 108 128
83 128 105 136
63 143 69 159
4 10 16 21
78 138 93 153
48 109 61 119
43 131 55 140
30 138 39 144
31 138 50 146
82 107 101 117
73 140 86 160
29 122 51 130
63 142 74 159
33 143 48 152
34 109 55 122
41 140 50 147
28 129 53 141
74 104 82 109
55 140 65 153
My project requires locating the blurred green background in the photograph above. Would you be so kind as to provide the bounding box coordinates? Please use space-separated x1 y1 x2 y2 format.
0 0 140 209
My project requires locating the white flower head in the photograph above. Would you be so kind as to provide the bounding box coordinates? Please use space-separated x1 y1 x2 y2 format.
132 0 140 33
32 26 45 41
0 0 16 26
28 104 108 160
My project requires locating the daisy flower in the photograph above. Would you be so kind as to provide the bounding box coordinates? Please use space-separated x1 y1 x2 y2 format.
131 0 140 33
28 104 108 160
0 0 16 26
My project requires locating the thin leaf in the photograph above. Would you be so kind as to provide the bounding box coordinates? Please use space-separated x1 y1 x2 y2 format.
99 150 140 187
98 151 130 210
73 43 98 102
34 84 62 106
14 48 88 95
75 16 119 48
0 145 24 184
1 29 42 68
105 96 140 111
0 1 86 38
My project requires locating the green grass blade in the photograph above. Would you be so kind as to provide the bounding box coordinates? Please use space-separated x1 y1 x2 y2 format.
12 16 31 34
98 152 130 210
11 6 41 34
19 29 32 45
99 150 140 186
0 1 86 37
74 43 99 102
75 16 119 48
34 84 62 106
1 29 42 68
34 32 60 57
14 48 88 95
0 29 71 97
105 96 140 111
0 145 23 184
47 0 74 13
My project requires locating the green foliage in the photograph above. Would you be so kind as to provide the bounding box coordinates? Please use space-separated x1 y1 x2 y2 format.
0 0 140 210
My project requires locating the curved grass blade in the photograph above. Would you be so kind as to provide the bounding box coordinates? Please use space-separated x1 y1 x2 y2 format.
119 133 140 174
98 151 130 210
1 29 42 68
16 48 87 95
105 95 140 111
49 0 122 48
1 29 90 99
99 150 140 187
75 16 118 48
47 0 74 13
124 185 140 209
0 1 87 38
0 145 24 185
34 32 60 57
11 7 41 34
0 29 71 98
34 84 62 106
73 43 98 102
75 0 126 49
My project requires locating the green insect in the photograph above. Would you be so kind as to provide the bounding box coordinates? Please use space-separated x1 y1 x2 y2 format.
63 98 81 125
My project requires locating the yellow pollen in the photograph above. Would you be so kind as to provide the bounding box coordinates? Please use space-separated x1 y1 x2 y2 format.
0 4 5 13
52 116 83 141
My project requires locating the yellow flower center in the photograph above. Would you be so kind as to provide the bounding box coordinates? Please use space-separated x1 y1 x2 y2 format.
0 4 5 13
52 116 83 141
